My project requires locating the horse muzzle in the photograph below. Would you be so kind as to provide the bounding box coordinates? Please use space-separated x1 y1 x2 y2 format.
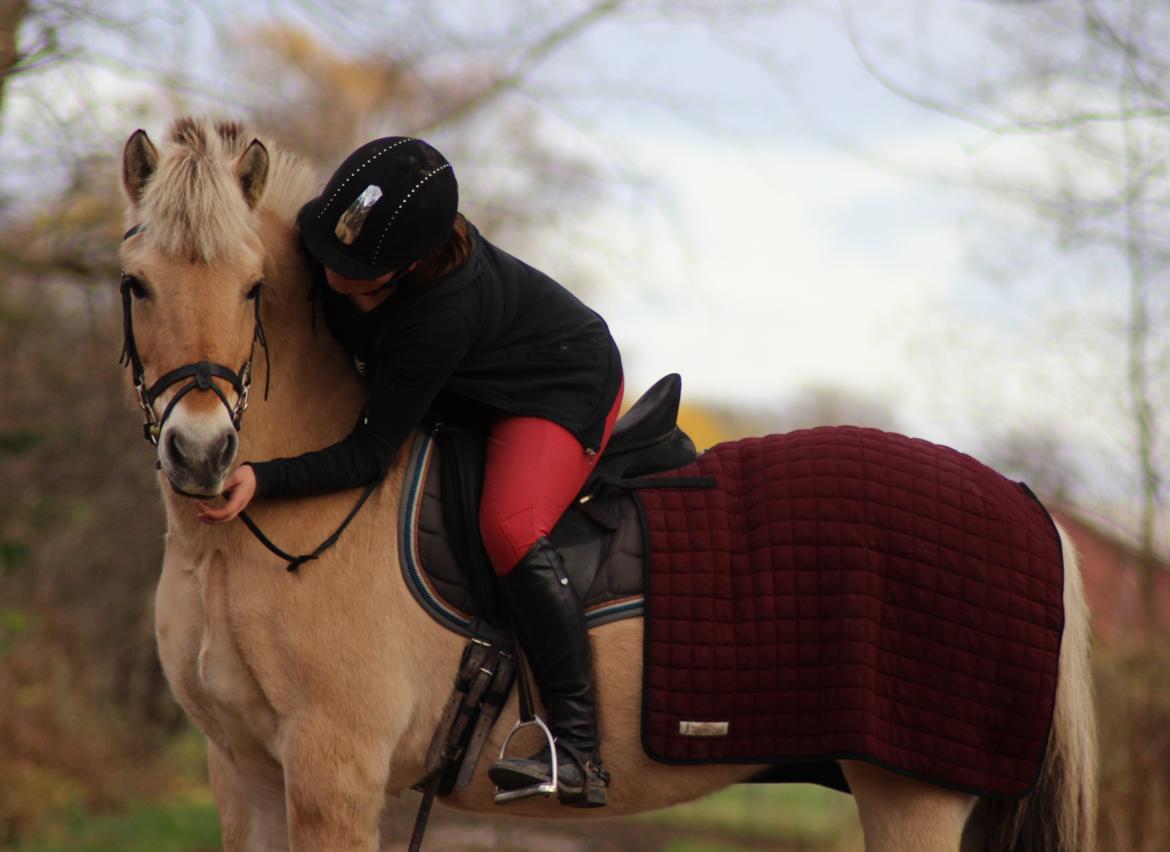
158 414 239 497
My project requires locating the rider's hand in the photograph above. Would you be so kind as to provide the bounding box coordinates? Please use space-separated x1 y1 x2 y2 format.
196 465 257 524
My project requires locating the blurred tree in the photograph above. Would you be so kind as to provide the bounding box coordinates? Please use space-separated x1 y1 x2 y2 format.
982 427 1082 506
231 19 603 257
842 0 1169 622
0 1 27 119
770 383 900 433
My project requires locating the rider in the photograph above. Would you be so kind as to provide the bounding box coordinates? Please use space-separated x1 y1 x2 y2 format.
197 136 623 806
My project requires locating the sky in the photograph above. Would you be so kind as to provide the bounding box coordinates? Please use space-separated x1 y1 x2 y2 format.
531 4 1122 456
520 1 1149 518
2 1 1154 515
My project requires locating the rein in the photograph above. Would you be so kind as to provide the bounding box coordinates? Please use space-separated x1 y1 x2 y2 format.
120 223 374 573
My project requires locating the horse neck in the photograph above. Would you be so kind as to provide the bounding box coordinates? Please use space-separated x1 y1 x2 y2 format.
238 233 371 465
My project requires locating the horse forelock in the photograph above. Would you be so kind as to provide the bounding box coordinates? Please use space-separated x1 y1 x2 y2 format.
136 117 253 263
131 116 318 264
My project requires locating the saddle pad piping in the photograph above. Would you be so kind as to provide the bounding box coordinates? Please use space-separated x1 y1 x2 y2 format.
400 433 477 635
583 594 644 625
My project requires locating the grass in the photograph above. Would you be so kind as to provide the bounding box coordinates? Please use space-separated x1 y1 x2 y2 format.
6 720 859 852
641 784 861 848
9 782 859 852
7 790 220 852
3 726 221 852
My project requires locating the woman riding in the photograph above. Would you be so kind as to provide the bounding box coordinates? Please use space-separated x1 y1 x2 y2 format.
197 137 622 807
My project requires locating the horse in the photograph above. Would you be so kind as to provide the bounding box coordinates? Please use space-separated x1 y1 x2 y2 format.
116 116 1097 852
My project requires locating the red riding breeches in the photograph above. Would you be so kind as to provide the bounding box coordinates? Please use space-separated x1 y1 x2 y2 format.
480 382 624 575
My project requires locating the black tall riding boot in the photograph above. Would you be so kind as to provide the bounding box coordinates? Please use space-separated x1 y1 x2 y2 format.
488 537 609 807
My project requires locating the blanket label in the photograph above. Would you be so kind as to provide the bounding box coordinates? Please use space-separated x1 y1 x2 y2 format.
678 721 729 737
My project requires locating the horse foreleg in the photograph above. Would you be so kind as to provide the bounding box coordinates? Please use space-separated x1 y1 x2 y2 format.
841 759 977 852
208 742 289 852
281 718 392 852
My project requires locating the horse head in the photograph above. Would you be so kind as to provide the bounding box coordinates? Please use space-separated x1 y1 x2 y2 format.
118 118 271 497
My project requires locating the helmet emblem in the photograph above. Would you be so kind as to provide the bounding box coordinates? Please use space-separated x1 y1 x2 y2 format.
335 184 383 245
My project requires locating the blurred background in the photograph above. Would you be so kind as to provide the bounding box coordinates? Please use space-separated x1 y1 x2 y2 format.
1 1 1168 849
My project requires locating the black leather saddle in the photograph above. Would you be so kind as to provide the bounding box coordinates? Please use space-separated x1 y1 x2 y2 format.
397 374 698 639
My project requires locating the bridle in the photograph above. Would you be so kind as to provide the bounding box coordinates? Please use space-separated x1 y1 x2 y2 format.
118 225 270 445
118 223 373 573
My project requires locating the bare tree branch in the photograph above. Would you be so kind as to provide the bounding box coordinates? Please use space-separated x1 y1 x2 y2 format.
840 0 1170 136
420 0 629 133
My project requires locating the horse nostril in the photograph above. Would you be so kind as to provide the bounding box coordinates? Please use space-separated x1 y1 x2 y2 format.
167 431 190 467
215 432 238 469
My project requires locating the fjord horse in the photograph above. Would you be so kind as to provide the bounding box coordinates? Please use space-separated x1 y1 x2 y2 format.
117 117 1097 851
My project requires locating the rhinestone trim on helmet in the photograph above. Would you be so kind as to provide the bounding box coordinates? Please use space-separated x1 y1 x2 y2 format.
316 138 414 220
372 163 453 263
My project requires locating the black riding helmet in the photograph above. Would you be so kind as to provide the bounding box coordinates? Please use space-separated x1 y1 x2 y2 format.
297 137 458 281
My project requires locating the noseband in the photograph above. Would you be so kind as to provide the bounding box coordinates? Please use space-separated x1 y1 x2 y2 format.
119 226 270 445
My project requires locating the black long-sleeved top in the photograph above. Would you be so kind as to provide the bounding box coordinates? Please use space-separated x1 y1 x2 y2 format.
249 222 623 498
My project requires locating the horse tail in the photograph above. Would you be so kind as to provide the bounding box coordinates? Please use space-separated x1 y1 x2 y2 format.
983 522 1098 852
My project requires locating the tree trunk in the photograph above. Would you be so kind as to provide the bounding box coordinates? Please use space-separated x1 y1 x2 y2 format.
0 0 28 118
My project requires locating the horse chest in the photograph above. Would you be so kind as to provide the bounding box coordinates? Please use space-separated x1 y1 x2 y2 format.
156 548 280 759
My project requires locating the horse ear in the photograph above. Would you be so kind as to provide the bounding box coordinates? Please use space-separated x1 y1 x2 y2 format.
236 139 269 211
122 129 159 206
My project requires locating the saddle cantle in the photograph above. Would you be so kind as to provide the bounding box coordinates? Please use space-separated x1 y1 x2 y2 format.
397 374 697 638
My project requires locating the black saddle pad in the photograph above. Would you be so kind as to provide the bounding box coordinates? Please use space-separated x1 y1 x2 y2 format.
397 430 646 638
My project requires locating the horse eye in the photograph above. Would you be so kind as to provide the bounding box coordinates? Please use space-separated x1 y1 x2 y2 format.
123 274 149 301
246 281 263 301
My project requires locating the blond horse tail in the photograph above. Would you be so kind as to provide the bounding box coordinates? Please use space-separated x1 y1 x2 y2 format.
982 523 1098 852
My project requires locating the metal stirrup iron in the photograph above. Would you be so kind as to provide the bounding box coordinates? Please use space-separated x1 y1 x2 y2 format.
492 648 558 803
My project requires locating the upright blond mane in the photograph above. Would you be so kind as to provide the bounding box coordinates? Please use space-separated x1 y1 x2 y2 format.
133 117 318 261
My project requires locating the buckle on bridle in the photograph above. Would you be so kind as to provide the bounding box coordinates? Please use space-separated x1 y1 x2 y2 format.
232 363 252 429
135 380 161 444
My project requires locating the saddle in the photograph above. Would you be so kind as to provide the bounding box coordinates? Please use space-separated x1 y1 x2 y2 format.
399 373 697 640
405 374 701 820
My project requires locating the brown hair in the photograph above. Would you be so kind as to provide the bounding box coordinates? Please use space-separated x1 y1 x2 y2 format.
409 213 472 283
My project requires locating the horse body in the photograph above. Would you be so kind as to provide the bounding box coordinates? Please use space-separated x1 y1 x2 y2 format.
119 118 1095 851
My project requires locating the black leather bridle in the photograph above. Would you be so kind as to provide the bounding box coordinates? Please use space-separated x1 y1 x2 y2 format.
119 227 270 446
119 223 373 572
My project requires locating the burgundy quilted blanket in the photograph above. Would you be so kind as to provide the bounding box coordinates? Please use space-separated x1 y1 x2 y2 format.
638 426 1064 799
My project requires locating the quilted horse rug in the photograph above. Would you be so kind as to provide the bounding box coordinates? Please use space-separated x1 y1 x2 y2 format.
399 424 1064 800
638 426 1064 799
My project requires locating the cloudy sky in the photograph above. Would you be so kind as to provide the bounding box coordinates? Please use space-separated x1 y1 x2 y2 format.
4 1 1147 508
529 3 1122 461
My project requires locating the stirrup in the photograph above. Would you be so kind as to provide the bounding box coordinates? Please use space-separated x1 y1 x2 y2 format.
492 715 558 803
